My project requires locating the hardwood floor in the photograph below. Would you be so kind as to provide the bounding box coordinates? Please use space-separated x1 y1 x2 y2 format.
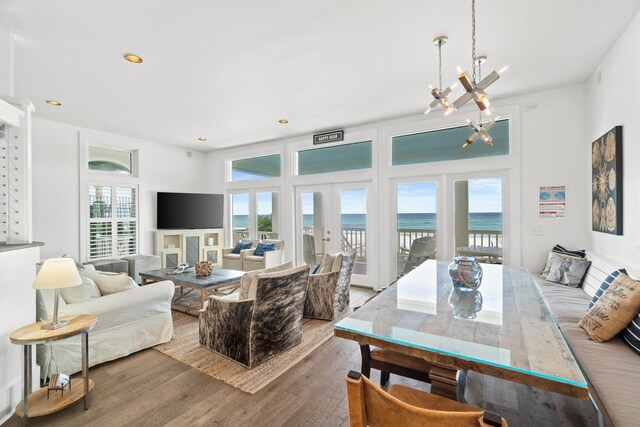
4 288 598 426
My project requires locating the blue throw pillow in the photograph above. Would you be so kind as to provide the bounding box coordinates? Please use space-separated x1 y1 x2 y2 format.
623 314 640 356
589 268 627 308
254 242 276 257
311 263 321 274
232 241 253 254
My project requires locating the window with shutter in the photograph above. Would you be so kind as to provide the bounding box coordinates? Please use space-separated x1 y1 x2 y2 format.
87 183 138 260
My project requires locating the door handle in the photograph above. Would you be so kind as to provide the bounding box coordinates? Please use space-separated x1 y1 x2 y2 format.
322 237 331 242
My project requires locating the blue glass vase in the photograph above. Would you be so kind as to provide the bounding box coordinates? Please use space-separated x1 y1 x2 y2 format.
448 256 483 290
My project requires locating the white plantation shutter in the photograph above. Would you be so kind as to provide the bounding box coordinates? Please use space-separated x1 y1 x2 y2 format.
87 183 138 260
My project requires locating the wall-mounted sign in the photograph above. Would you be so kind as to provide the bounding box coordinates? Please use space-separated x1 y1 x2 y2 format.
313 130 344 145
539 184 567 219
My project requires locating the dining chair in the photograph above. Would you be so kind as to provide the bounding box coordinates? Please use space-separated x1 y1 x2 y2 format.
400 236 437 274
345 370 506 427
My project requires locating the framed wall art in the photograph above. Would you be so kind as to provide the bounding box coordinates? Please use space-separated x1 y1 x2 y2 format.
592 126 622 235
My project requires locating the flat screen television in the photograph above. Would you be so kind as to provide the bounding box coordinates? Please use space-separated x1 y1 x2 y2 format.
157 192 224 229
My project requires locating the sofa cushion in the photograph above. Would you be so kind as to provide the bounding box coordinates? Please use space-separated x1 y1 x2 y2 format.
590 268 627 308
244 255 265 262
222 253 241 260
240 261 293 300
254 242 276 257
534 277 640 427
318 253 343 274
546 257 591 288
232 241 253 254
60 276 101 304
80 269 138 296
579 273 640 342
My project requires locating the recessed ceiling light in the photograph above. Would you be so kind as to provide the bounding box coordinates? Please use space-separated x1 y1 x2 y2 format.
45 100 62 106
123 53 143 63
279 119 288 124
198 137 207 142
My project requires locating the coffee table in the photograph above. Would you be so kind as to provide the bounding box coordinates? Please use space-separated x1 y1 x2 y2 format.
334 260 588 401
140 268 244 315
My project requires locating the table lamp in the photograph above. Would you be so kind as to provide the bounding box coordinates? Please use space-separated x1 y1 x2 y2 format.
33 258 82 329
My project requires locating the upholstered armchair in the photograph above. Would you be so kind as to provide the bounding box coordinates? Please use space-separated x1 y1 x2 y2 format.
199 265 309 368
304 248 357 320
222 238 259 270
243 239 285 271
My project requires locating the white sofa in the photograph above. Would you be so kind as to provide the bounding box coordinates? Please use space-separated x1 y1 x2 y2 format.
36 266 175 379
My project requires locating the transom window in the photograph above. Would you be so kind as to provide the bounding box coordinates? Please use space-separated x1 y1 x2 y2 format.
231 154 281 181
392 119 509 166
297 140 372 175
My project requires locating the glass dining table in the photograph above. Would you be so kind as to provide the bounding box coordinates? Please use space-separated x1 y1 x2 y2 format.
334 260 588 401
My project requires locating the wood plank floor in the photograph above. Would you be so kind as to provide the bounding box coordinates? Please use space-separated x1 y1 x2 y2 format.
4 288 598 427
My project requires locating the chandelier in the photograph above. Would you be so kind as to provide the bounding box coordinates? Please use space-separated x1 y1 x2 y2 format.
425 36 455 115
463 56 500 148
452 0 502 115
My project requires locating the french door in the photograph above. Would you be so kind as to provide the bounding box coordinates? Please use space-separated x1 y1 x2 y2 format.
295 182 375 287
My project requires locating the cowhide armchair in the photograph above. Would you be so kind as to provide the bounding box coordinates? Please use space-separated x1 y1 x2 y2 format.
304 248 357 320
199 265 309 368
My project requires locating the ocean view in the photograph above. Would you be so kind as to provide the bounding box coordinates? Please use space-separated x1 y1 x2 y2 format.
233 212 502 231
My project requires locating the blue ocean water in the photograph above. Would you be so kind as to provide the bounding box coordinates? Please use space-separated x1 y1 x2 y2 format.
233 212 502 231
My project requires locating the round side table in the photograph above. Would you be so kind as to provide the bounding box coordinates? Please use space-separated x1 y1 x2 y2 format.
10 314 97 426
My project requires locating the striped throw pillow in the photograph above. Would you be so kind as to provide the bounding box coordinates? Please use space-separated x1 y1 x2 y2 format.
589 268 627 308
552 244 586 258
623 314 640 356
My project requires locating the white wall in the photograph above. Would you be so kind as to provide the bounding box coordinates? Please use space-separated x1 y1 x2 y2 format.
0 29 12 96
205 84 588 284
586 10 640 270
32 118 209 260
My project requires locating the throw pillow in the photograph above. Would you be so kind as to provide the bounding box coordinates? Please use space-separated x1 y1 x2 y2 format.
60 276 101 304
318 253 343 274
80 269 138 295
579 273 640 342
240 261 293 300
589 268 627 308
622 313 640 356
546 257 591 288
541 251 583 276
552 244 586 258
232 241 253 254
254 242 276 257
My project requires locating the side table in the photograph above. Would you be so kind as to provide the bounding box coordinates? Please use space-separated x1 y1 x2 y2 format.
10 315 97 425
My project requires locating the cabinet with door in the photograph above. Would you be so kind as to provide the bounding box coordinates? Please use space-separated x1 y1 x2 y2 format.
154 229 224 268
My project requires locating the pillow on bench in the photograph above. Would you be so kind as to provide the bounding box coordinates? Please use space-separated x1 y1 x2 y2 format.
579 273 640 342
589 268 627 308
546 257 591 288
541 245 586 276
623 314 640 356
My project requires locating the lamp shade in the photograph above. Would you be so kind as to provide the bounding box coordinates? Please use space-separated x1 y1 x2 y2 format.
32 258 82 290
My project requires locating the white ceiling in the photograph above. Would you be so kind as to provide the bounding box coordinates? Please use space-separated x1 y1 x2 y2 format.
1 0 639 151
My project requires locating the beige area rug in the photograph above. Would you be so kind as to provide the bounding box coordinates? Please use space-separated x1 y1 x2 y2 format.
153 291 369 394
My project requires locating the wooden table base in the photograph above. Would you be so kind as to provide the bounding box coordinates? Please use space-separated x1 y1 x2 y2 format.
15 378 94 417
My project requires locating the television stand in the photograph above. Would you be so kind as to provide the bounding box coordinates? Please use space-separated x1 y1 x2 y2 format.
154 228 224 268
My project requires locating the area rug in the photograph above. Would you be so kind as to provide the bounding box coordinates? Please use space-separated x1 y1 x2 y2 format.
153 291 370 394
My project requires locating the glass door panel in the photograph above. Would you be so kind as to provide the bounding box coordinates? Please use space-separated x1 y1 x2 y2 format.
454 178 503 264
298 188 329 266
231 193 250 244
296 182 374 287
256 191 279 239
339 188 367 275
395 181 437 276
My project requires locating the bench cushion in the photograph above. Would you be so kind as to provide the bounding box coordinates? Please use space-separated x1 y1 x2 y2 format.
535 276 640 427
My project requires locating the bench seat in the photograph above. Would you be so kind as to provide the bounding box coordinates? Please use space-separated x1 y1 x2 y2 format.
533 275 639 427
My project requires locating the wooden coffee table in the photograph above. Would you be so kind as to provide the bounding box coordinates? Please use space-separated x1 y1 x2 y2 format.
140 268 244 315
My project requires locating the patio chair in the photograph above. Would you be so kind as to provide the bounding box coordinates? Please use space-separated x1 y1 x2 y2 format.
400 236 437 274
345 371 506 427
